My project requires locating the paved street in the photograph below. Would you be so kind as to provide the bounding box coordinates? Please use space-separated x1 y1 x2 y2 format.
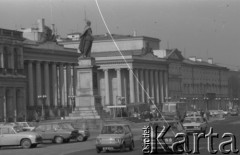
1 116 240 155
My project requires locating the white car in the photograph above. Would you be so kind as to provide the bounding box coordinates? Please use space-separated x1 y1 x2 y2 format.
0 125 42 149
16 122 36 131
182 116 208 133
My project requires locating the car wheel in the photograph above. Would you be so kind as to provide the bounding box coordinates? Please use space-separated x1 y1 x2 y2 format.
96 147 102 153
54 136 64 144
31 144 37 148
120 142 126 152
76 135 84 142
21 139 32 149
129 140 134 151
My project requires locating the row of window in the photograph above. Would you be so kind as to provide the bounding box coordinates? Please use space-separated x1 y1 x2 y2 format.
0 46 23 69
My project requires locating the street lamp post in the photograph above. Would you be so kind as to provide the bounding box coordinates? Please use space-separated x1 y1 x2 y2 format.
180 97 187 111
203 97 209 111
37 94 47 120
215 98 221 110
192 97 198 110
115 96 126 118
68 95 75 112
165 96 171 112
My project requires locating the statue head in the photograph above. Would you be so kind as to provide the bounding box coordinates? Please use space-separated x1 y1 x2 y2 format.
86 20 91 26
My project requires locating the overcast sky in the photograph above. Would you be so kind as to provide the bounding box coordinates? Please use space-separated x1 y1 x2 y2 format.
0 0 240 69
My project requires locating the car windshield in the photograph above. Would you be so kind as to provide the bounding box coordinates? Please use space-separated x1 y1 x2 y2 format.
101 125 124 134
59 123 75 130
184 117 203 123
152 121 183 132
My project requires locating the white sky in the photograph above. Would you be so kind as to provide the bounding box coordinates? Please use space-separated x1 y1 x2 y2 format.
0 0 240 69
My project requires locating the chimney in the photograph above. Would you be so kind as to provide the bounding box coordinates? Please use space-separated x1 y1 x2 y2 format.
37 18 45 32
51 24 55 35
189 56 196 62
208 58 213 64
133 30 137 37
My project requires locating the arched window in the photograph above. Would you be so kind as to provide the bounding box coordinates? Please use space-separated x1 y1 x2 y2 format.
3 47 8 69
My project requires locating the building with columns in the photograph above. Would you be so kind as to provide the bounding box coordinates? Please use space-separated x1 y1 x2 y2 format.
154 49 229 111
0 28 25 122
59 34 170 115
0 20 80 121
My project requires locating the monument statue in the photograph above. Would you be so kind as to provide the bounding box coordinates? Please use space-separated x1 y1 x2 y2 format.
78 20 94 57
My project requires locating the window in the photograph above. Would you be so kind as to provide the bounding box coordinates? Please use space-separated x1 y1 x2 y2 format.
14 48 18 69
3 47 8 69
45 124 52 131
1 128 15 134
36 125 45 131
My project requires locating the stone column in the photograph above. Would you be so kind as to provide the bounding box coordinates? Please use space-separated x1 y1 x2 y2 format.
135 69 140 103
145 69 149 103
116 68 122 104
150 69 154 103
36 61 42 106
28 61 34 106
155 70 160 104
104 69 110 105
13 88 17 122
51 63 58 106
66 64 72 107
44 62 50 106
3 88 7 122
164 71 169 101
59 64 65 107
159 71 164 103
140 69 145 102
129 68 135 103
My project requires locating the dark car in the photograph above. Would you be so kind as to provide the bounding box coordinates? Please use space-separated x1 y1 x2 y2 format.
229 109 238 116
33 122 80 144
142 119 187 154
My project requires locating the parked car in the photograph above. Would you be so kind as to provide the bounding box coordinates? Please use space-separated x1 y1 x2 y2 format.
33 122 81 144
209 110 219 117
59 122 90 142
16 122 36 131
182 116 208 133
0 125 42 149
229 109 238 116
95 123 134 153
141 118 186 154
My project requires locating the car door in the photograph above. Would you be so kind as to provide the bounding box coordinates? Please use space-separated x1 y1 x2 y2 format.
35 125 47 139
43 124 55 140
0 127 18 146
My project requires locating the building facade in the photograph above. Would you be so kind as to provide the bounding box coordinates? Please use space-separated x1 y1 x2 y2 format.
0 22 80 121
154 49 229 111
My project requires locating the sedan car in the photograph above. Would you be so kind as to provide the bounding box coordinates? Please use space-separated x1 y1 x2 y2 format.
229 109 238 116
95 124 134 153
182 116 207 133
16 122 36 131
33 122 80 144
0 125 42 149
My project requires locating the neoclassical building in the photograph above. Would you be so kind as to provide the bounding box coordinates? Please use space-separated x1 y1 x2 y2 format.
154 49 229 111
0 20 80 121
59 34 170 116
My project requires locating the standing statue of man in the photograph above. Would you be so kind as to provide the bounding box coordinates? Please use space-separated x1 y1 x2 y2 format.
78 20 94 57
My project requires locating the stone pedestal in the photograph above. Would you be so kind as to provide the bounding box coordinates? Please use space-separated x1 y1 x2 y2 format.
66 58 103 119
